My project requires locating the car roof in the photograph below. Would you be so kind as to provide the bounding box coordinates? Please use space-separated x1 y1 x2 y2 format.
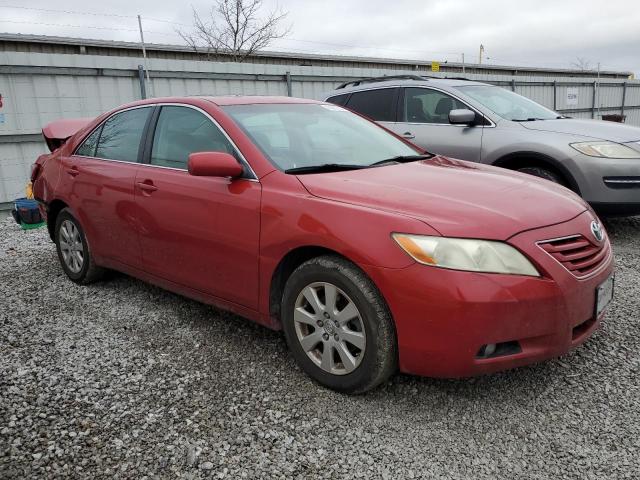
203 95 324 106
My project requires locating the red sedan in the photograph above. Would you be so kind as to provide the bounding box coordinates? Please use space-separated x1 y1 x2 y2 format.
32 96 614 393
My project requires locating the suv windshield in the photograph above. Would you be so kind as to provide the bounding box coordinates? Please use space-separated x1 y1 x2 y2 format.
222 103 419 172
456 85 559 121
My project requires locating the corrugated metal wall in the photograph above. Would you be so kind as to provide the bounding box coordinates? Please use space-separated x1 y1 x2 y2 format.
1 51 639 204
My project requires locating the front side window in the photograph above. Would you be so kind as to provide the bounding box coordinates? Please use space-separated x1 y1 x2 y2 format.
403 88 468 124
94 107 151 162
150 106 236 170
344 88 397 122
223 103 419 171
456 85 558 121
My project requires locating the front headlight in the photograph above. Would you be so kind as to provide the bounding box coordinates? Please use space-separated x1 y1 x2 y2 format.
570 141 640 159
392 233 540 276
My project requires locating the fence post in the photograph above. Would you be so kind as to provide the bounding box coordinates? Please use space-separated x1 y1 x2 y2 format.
553 81 557 111
510 78 515 92
285 71 292 97
621 82 627 119
591 81 597 119
138 65 147 100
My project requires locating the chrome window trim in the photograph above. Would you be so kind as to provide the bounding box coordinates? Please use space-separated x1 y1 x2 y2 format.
73 102 259 181
72 104 152 162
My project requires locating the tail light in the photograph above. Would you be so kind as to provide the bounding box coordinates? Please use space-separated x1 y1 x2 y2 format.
30 163 42 182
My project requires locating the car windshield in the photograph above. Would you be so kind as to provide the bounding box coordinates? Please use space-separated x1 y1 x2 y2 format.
456 85 559 121
222 103 419 172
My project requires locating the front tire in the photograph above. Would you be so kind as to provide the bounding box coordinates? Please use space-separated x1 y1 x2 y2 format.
54 208 104 284
281 255 397 394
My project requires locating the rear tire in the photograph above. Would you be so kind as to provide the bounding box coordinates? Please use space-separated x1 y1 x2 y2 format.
516 166 564 185
281 255 397 394
54 208 104 284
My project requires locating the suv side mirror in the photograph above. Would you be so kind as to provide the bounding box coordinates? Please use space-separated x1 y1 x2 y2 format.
449 109 477 125
188 152 244 178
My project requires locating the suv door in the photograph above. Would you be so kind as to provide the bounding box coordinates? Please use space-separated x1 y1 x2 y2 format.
387 87 484 162
134 105 261 309
68 106 152 267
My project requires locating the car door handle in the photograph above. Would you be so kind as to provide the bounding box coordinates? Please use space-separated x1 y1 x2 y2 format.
402 132 415 139
66 167 80 177
136 181 158 193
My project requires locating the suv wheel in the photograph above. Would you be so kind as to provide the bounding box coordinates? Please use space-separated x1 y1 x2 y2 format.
54 208 104 284
281 255 397 394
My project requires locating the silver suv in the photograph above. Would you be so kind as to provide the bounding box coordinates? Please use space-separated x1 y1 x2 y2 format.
324 75 640 216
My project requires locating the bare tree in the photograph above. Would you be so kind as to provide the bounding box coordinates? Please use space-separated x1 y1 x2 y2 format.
179 0 290 62
571 57 592 71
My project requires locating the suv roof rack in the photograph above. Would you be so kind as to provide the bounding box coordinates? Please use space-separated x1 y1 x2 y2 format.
336 75 435 89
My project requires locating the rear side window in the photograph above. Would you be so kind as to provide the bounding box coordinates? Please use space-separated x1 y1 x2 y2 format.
150 106 235 170
402 87 468 124
95 107 151 162
344 88 397 122
75 127 101 157
326 94 349 106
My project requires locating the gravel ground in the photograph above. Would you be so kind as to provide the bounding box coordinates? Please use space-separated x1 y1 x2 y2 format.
1 215 639 479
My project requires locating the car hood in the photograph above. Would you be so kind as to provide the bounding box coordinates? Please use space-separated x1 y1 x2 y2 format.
297 157 588 240
519 118 640 143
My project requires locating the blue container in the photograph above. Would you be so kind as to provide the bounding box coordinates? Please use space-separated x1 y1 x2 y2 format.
13 198 42 225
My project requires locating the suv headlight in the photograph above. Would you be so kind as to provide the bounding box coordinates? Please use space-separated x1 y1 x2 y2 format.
392 233 540 276
570 141 640 159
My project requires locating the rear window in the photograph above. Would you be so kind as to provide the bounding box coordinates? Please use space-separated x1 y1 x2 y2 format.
94 107 151 162
326 93 350 106
344 88 397 122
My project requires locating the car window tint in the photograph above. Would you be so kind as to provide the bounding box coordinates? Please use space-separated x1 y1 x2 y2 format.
403 88 468 124
326 94 350 106
94 107 150 162
345 88 396 122
75 126 101 157
151 106 235 170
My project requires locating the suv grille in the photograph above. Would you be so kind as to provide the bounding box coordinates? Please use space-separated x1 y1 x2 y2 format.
538 235 609 277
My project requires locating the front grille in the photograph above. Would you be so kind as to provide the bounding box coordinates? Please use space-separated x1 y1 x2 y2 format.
538 234 610 278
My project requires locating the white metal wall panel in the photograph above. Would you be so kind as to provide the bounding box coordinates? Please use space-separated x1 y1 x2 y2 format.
1 51 640 203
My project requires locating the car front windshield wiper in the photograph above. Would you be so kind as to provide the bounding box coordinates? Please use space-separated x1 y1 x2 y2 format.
284 163 370 174
511 117 549 122
369 154 432 167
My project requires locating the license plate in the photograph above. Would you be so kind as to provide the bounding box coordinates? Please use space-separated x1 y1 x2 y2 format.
596 274 614 317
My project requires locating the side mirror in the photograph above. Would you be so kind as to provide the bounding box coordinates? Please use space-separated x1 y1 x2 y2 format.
188 151 244 178
449 109 477 125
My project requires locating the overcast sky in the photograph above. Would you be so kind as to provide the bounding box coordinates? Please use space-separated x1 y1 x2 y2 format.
2 0 639 75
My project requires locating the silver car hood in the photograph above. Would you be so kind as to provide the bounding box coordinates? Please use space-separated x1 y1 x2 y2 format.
519 118 640 143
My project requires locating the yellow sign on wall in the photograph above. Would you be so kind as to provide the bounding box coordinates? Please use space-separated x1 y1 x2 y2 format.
431 61 440 72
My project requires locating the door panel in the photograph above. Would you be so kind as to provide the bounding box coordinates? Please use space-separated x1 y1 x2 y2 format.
135 105 261 309
386 87 484 162
64 106 152 266
135 169 261 309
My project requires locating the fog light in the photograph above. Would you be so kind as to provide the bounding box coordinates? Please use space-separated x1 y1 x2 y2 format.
476 341 522 359
477 343 496 358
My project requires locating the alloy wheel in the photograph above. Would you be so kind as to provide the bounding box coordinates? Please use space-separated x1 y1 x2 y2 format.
59 219 84 274
293 282 366 375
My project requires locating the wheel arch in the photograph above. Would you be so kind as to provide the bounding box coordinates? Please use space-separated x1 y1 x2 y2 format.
46 199 69 242
268 245 375 329
492 151 581 194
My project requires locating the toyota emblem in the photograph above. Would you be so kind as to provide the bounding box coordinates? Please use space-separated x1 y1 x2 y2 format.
590 220 604 243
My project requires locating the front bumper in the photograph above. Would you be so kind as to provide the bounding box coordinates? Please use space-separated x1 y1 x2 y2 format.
363 212 614 378
567 151 640 215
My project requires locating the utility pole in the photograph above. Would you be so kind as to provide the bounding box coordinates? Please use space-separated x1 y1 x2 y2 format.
137 15 152 97
596 62 601 119
478 44 484 65
461 53 465 74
